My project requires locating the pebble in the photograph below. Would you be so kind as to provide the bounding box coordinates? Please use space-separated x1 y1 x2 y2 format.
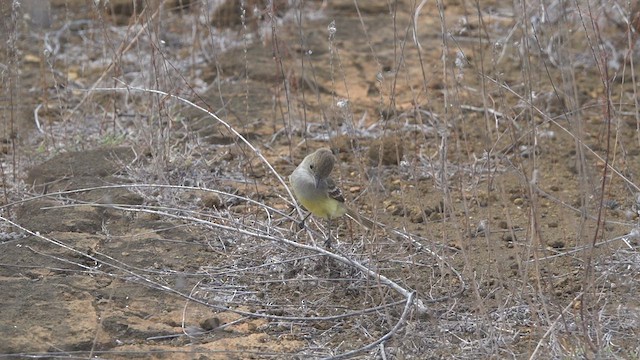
201 194 222 209
429 212 442 221
502 233 515 242
548 240 565 249
200 317 221 331
368 136 404 166
624 210 636 220
410 207 424 223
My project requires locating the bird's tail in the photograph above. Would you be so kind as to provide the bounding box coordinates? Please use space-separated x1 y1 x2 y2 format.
345 207 380 230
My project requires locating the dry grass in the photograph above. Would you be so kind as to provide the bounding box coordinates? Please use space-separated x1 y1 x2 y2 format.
1 0 639 358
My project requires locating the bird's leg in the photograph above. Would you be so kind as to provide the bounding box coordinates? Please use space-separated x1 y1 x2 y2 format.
324 218 334 248
298 212 312 229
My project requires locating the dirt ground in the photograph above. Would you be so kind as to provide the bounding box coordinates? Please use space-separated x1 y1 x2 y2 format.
1 0 639 359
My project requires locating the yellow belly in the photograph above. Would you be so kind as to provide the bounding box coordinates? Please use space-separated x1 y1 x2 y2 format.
299 196 346 220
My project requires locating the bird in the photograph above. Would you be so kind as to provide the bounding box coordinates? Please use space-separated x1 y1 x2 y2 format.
289 148 374 245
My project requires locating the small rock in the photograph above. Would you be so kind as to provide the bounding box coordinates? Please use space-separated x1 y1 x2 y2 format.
385 201 407 216
200 317 221 331
502 233 515 242
230 205 249 214
24 54 41 63
368 136 404 166
604 199 619 209
477 192 497 207
429 212 442 222
548 240 565 249
624 210 636 221
409 207 424 223
473 220 488 236
201 193 222 209
432 200 445 213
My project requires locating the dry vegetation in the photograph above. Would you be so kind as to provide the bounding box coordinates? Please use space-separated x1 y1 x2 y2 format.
1 0 640 359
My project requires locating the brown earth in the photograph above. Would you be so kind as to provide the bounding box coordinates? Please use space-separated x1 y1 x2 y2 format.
1 0 639 359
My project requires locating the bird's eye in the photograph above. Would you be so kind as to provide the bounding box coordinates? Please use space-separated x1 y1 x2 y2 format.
309 164 314 169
